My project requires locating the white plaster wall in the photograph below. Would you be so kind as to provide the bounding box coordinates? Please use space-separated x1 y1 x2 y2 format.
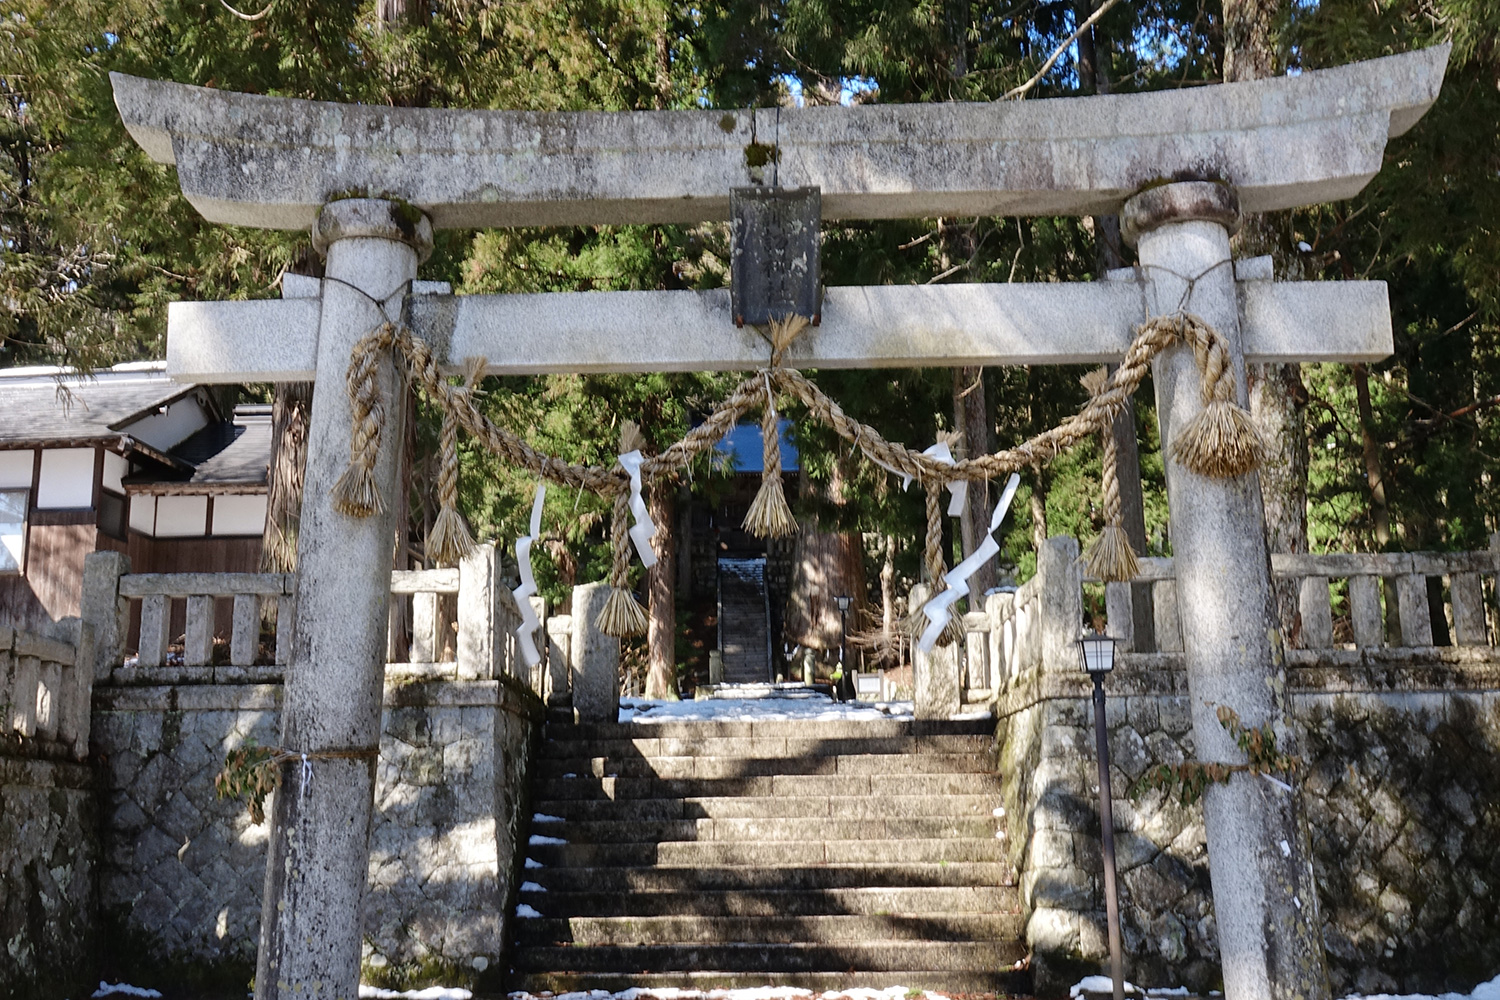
102 452 129 494
155 495 208 536
0 450 33 489
123 396 211 451
211 495 267 536
36 449 95 508
129 496 157 536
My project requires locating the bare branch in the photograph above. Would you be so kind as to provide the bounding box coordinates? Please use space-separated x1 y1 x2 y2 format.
1002 0 1123 100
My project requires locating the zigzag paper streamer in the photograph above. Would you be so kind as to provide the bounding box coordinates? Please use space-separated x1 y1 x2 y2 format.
918 473 1022 652
512 484 546 668
862 442 966 515
618 450 659 569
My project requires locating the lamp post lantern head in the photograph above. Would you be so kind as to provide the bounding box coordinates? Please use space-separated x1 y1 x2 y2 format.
835 594 852 612
1078 630 1116 676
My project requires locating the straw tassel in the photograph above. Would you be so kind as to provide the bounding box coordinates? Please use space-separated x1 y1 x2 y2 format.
1082 367 1140 583
1169 315 1264 479
596 491 649 638
426 361 483 565
332 323 396 517
743 379 797 538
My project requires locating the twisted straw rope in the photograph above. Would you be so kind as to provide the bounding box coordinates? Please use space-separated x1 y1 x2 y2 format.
334 310 1254 591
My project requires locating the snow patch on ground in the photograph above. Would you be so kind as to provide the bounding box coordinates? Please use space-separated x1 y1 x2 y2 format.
533 813 565 822
92 985 163 998
529 834 567 845
1341 973 1500 1000
524 857 543 868
619 697 916 724
515 903 544 918
509 988 950 1000
520 880 547 892
359 987 473 1000
1066 975 1500 1000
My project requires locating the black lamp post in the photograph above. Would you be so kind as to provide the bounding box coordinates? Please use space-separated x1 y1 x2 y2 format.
835 594 852 701
1079 630 1125 1000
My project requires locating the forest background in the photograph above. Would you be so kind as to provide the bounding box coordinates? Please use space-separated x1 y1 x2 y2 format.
2 0 1497 690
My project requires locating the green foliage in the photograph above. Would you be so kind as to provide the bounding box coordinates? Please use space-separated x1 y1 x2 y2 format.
214 740 279 825
1132 705 1303 807
5 0 1494 609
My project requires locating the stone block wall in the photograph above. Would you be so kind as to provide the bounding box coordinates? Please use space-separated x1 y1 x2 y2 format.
91 674 543 992
0 756 98 1000
998 651 1500 997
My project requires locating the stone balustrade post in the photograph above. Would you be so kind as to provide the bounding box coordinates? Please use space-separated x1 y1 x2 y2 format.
569 583 619 722
457 542 501 680
544 612 571 705
912 583 961 719
79 551 130 683
1036 536 1082 673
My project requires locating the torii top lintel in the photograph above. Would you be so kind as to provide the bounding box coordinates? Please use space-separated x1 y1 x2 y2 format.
112 46 1448 232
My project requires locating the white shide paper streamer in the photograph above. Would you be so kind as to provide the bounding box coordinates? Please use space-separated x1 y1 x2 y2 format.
865 441 967 516
617 450 658 569
512 484 547 668
917 472 1022 653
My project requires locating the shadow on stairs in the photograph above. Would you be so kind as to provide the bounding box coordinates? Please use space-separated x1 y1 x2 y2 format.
508 702 1030 995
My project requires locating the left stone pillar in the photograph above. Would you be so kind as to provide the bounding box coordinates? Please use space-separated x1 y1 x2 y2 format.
256 199 431 1000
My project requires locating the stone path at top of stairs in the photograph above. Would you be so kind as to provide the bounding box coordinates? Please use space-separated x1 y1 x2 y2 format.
511 706 1029 994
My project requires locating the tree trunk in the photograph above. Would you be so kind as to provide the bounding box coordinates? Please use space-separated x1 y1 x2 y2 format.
952 366 995 600
260 382 312 573
1029 462 1048 552
653 8 671 110
1226 0 1309 637
785 528 866 650
645 484 677 698
1222 0 1277 83
1353 363 1392 547
880 534 896 637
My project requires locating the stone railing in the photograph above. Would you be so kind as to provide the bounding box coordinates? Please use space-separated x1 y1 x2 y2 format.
80 544 545 689
0 620 92 760
924 532 1500 717
1092 532 1500 655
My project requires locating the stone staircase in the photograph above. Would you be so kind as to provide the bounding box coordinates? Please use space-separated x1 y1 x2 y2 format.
511 711 1028 993
718 557 771 684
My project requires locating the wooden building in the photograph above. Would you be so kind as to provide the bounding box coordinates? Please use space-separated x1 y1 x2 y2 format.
0 363 268 632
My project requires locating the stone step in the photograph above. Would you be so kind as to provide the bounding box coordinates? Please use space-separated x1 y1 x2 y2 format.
508 969 1031 994
514 912 1025 946
518 863 1018 893
538 733 994 760
534 752 996 781
545 717 994 741
526 815 1002 843
525 837 1007 868
531 793 1004 822
540 772 1003 801
515 885 1018 918
509 940 1027 974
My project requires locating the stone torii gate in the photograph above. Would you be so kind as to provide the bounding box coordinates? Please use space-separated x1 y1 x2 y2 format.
112 44 1448 1000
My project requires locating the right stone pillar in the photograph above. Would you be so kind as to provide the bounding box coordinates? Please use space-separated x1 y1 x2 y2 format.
1124 181 1329 1000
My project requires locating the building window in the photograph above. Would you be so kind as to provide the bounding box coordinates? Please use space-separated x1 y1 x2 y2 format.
0 489 26 573
99 490 128 541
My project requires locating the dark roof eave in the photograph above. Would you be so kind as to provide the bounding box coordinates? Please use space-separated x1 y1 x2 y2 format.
0 435 195 473
123 481 268 496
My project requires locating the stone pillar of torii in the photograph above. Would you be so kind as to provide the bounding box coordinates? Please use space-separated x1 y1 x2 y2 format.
112 43 1448 1000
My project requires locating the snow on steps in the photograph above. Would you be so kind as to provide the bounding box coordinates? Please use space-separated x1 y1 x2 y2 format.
512 702 1026 994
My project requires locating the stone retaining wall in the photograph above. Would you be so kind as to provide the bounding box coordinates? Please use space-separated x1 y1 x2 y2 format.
91 674 543 992
0 756 98 1000
999 650 1500 996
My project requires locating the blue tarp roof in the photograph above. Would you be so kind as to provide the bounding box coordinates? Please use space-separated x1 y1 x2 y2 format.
715 418 799 473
